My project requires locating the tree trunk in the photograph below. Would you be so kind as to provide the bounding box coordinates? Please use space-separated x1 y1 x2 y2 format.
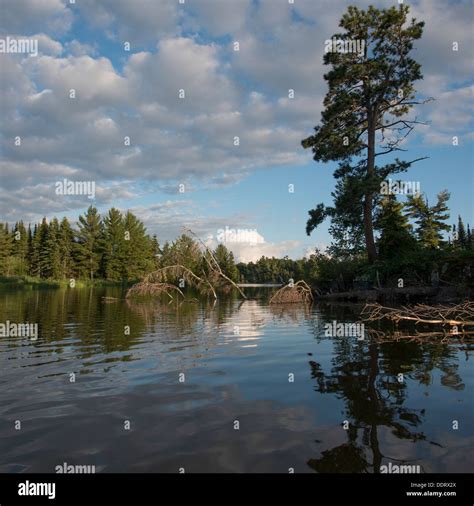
364 197 377 263
368 344 382 472
365 113 378 263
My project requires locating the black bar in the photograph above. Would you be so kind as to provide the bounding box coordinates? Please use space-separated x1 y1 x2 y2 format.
0 473 471 506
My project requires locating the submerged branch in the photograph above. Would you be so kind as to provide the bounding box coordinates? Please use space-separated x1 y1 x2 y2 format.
361 302 474 327
126 264 217 300
126 282 185 300
269 280 314 305
183 227 247 299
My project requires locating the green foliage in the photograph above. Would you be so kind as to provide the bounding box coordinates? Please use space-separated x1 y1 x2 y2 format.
150 235 160 270
213 244 239 281
58 218 75 279
11 221 28 275
405 190 450 248
455 215 467 249
374 195 417 260
122 211 154 280
467 226 473 250
102 208 127 281
302 4 426 263
75 206 103 280
308 250 369 292
35 218 50 278
0 223 13 276
237 254 322 288
370 246 474 289
1 207 159 283
44 218 62 279
1 200 470 297
161 234 202 273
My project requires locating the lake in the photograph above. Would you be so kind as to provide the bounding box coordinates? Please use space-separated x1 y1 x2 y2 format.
0 287 472 473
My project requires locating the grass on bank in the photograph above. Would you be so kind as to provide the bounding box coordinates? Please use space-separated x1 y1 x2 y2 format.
0 275 132 289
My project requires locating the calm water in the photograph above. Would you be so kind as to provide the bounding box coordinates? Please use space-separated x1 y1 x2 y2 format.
0 287 472 473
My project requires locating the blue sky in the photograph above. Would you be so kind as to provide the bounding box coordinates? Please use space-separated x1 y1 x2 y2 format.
0 0 473 261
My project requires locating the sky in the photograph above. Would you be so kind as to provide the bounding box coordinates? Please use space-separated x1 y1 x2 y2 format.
0 0 473 262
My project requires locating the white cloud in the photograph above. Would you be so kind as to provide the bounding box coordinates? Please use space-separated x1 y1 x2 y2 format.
76 0 179 44
0 0 472 237
416 85 474 144
0 0 73 35
207 230 300 262
184 0 251 37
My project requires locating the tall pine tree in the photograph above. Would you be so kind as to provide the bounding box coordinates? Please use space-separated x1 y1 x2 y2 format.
75 206 103 280
374 195 416 259
58 217 75 279
456 215 467 249
44 218 62 279
214 244 239 281
102 208 126 281
12 221 28 275
36 218 50 278
405 191 450 248
0 223 13 276
302 4 427 263
122 211 153 280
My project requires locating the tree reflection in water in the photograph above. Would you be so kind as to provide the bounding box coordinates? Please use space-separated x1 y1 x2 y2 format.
306 304 468 473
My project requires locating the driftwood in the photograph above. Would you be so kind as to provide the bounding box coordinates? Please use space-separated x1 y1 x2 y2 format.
367 327 474 344
361 302 474 327
183 227 247 299
126 264 217 299
269 281 314 304
126 281 186 300
126 229 247 301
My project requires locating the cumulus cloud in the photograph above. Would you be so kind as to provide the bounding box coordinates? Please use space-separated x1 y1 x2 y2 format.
228 238 301 263
0 0 73 35
206 229 301 262
0 0 472 244
76 0 179 44
184 0 251 37
416 85 474 145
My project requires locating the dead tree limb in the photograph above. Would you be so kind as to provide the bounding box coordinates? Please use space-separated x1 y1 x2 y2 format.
183 227 247 299
361 302 474 327
126 265 217 300
269 280 314 304
126 282 185 300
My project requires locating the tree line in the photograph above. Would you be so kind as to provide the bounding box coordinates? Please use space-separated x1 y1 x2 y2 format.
238 198 473 291
296 3 473 293
0 206 157 281
0 205 243 284
0 199 471 290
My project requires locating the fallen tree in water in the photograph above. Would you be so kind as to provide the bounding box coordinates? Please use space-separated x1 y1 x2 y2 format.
366 327 474 344
361 301 474 327
126 228 247 300
183 227 246 299
269 280 313 304
126 264 216 300
126 280 186 300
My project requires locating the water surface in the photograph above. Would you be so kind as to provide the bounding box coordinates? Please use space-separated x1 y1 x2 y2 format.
0 287 472 473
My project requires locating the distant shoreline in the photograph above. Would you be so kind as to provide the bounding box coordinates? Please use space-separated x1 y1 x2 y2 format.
0 276 131 289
